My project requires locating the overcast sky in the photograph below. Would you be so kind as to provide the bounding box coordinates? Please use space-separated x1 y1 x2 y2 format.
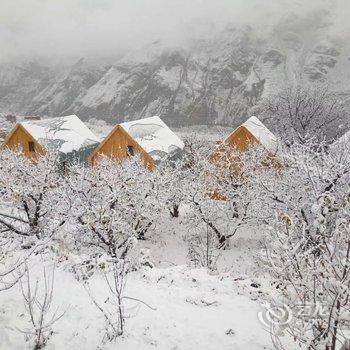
0 0 349 63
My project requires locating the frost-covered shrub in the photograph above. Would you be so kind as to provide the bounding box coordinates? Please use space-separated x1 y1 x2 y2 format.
255 142 350 349
65 157 161 259
255 84 348 145
0 150 67 242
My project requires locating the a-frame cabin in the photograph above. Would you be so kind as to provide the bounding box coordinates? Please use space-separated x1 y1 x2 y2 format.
89 116 184 170
2 115 100 164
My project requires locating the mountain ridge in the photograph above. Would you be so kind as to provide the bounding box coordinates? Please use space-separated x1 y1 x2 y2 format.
1 11 349 127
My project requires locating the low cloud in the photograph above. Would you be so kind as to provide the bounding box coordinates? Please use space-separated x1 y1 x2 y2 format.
0 0 349 63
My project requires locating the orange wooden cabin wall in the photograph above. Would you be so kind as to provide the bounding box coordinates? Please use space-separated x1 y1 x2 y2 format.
210 126 258 158
208 126 259 169
88 126 155 170
207 126 271 200
2 124 45 161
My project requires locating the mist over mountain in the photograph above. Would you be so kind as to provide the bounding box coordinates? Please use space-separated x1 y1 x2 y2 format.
1 0 350 127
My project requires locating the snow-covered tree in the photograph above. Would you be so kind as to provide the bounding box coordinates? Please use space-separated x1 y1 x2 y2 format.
0 150 67 243
255 84 348 145
186 142 269 253
65 157 160 339
66 156 161 259
255 142 350 349
157 156 192 218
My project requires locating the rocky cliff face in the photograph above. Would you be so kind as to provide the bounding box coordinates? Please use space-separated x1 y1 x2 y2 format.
1 11 349 127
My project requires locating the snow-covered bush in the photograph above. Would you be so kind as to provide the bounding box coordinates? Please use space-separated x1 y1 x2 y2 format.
84 259 131 341
255 142 350 349
255 84 348 145
0 238 26 291
185 143 268 251
157 157 192 218
64 157 162 340
65 157 161 259
0 150 68 294
18 264 65 349
0 150 67 243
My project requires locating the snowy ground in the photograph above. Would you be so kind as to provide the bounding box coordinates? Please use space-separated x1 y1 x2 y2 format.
0 263 274 350
0 222 282 350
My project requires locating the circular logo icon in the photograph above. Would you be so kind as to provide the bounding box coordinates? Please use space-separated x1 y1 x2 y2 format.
258 302 293 328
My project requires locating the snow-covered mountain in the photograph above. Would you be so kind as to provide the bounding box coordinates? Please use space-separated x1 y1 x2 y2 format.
1 11 349 127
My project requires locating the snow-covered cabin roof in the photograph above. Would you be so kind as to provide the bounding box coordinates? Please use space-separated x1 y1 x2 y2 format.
239 116 277 153
331 129 350 151
335 130 350 144
21 115 99 154
120 116 184 161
